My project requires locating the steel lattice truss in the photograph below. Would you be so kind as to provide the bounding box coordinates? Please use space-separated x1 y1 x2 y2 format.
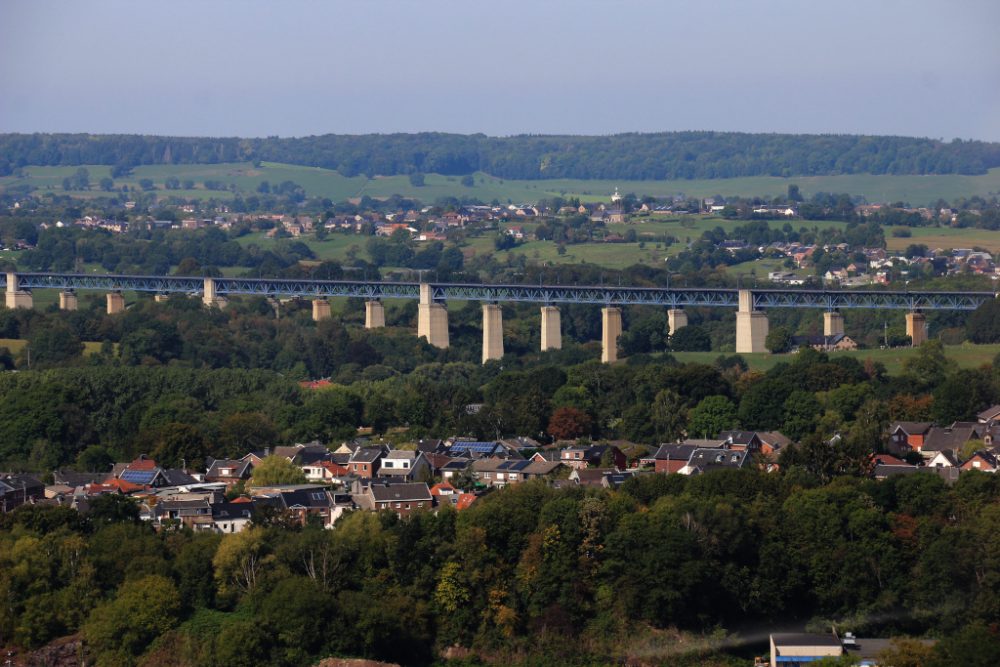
2 273 995 310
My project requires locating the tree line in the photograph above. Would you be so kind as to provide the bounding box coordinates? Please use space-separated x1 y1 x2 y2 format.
3 131 1000 180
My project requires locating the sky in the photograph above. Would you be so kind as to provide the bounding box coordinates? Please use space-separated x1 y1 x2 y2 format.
1 0 999 140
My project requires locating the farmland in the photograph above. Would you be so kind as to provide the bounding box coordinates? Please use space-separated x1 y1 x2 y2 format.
672 341 1000 375
5 161 1000 206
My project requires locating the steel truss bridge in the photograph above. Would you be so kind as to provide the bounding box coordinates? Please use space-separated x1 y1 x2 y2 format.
2 273 995 311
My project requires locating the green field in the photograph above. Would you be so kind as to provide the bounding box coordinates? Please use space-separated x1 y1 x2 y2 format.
0 338 105 356
672 341 1000 375
6 162 1000 206
886 226 1000 253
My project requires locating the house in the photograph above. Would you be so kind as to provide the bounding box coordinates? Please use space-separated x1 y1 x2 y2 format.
927 451 959 468
439 458 472 481
960 451 999 473
601 470 635 489
348 446 386 478
888 422 934 453
211 501 254 534
559 444 625 470
530 449 562 463
920 423 985 459
681 449 748 475
651 444 698 474
447 440 520 459
769 633 843 667
757 432 791 457
790 333 859 352
0 474 45 511
277 488 339 527
717 431 762 453
358 482 432 517
977 405 1000 423
378 450 430 482
471 458 564 487
301 460 349 483
205 459 253 486
568 468 614 487
151 499 213 529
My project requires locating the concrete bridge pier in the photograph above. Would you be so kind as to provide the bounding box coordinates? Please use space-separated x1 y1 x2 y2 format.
312 299 331 322
736 289 768 353
906 311 927 346
365 300 385 329
106 292 125 314
59 291 78 311
202 278 228 309
540 306 562 351
482 304 504 363
823 310 845 337
667 308 688 335
5 273 32 309
417 284 449 348
602 306 622 363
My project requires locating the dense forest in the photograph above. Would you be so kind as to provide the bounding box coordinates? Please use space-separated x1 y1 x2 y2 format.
2 131 1000 179
2 469 1000 666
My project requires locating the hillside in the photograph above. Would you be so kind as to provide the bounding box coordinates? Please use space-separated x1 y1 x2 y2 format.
2 131 1000 181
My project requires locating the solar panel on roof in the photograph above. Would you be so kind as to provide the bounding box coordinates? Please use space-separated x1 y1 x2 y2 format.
120 470 157 484
452 442 496 452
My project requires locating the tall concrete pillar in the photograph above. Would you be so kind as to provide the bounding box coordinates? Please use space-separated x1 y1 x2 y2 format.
59 291 78 311
5 272 32 309
106 292 125 314
906 312 927 347
540 306 562 351
312 299 331 322
154 294 170 303
601 306 622 363
417 283 449 348
823 311 845 337
735 289 768 353
667 308 688 335
365 300 385 329
482 304 504 363
202 278 228 309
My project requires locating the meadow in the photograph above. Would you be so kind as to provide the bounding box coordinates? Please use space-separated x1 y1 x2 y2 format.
5 162 1000 206
672 341 1000 375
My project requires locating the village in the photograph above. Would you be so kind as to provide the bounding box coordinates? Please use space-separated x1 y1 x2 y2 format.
4 402 1000 537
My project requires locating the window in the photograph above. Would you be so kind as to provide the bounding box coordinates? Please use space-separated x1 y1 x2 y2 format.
395 502 401 508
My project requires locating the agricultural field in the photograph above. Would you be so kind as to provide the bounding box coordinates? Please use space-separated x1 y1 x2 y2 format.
886 226 1000 253
5 162 1000 206
671 341 1000 375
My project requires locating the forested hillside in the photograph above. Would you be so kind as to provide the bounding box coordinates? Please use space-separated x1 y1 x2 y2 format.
3 471 999 666
2 132 999 180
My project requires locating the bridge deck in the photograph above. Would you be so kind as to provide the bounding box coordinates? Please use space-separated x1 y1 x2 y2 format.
3 273 995 310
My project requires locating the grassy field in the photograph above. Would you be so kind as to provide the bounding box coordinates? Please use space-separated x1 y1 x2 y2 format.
886 226 1000 253
672 341 1000 375
0 338 105 356
6 162 1000 206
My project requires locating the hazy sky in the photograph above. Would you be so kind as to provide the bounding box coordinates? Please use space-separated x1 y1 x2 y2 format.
2 0 998 140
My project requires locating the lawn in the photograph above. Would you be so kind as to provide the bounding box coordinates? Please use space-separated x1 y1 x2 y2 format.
6 162 1000 207
672 341 1000 375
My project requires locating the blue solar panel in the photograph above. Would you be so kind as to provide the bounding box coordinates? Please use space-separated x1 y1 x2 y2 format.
120 470 157 484
451 441 496 453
